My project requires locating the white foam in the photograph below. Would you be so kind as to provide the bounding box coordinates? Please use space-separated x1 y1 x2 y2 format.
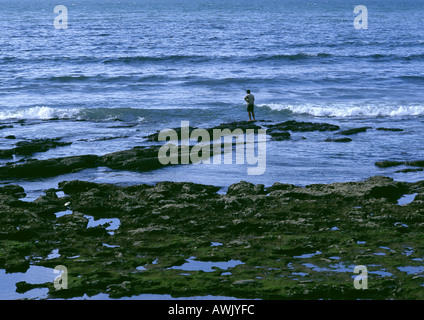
259 103 424 118
0 106 80 120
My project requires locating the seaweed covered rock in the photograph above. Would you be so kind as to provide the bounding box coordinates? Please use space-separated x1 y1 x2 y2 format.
375 160 424 168
0 155 100 179
227 180 266 196
336 127 372 135
0 138 71 159
144 121 263 142
325 137 352 143
2 176 424 300
266 120 340 132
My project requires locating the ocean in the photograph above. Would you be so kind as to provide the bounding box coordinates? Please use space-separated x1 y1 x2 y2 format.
0 0 423 299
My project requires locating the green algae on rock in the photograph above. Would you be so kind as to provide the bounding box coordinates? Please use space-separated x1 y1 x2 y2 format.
0 138 72 159
1 176 424 300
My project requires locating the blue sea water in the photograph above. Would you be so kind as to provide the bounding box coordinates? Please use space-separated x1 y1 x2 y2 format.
0 0 423 298
0 0 423 192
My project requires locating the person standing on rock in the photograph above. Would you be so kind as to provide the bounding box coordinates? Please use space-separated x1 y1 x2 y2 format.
244 90 256 121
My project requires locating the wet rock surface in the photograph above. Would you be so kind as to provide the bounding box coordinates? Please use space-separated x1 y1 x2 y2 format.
266 120 340 132
0 155 100 179
376 127 404 132
325 137 352 143
0 120 407 181
336 127 372 135
2 176 424 299
144 121 263 142
100 146 164 172
0 138 72 159
375 160 424 168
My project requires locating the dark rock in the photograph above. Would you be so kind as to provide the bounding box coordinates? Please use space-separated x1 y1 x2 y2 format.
0 184 26 198
151 181 220 199
395 168 424 173
375 160 424 168
100 146 163 172
227 180 266 196
365 182 409 202
407 161 424 167
0 143 211 180
0 149 13 159
268 131 291 141
375 160 404 168
4 259 30 273
208 121 262 133
16 281 48 294
266 120 339 132
14 138 72 156
0 155 100 179
325 137 352 143
5 135 16 139
92 136 129 141
0 138 72 159
145 126 198 142
6 229 37 241
144 121 263 142
58 180 110 194
375 160 405 168
336 127 372 135
376 127 404 132
266 182 296 193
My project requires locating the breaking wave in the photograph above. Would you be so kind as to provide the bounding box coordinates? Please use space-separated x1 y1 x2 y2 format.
0 106 79 120
0 106 146 122
259 103 424 118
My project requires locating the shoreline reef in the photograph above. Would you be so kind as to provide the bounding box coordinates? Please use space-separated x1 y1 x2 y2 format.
1 119 423 300
0 119 418 180
1 175 424 299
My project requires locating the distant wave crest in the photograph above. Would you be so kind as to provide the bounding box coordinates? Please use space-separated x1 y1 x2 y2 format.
102 55 210 64
0 106 146 122
254 53 332 61
260 103 424 118
0 106 79 120
2 52 424 68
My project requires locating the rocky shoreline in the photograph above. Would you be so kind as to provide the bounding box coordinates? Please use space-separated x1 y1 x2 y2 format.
1 119 423 300
0 120 416 180
0 176 423 299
